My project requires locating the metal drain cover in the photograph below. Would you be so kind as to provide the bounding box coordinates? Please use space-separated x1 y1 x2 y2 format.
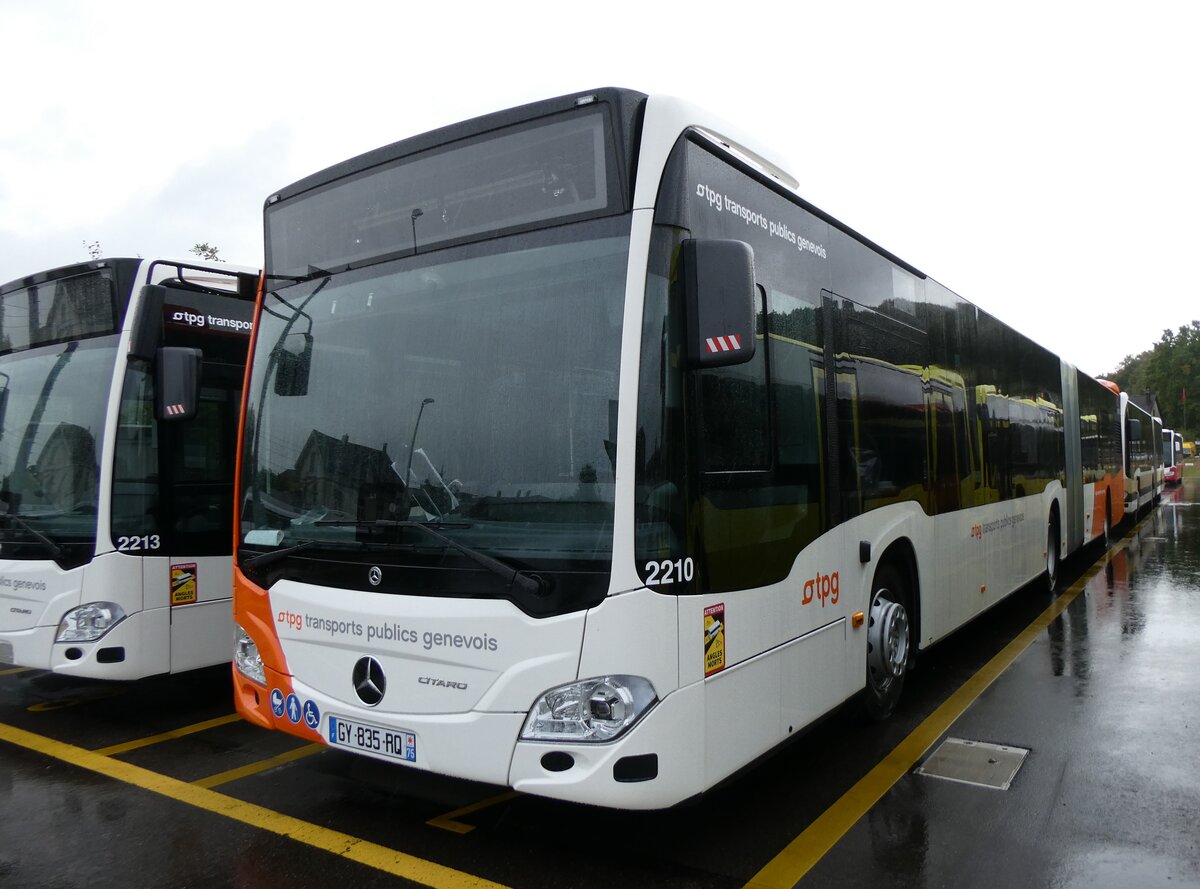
916 738 1029 790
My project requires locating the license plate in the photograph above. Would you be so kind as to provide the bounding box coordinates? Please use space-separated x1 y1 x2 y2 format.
327 715 417 763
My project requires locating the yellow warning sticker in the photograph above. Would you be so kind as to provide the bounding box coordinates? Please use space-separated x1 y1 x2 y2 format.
170 563 198 606
704 603 725 676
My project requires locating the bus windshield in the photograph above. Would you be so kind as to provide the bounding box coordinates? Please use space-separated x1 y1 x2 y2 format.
0 337 119 564
240 219 629 611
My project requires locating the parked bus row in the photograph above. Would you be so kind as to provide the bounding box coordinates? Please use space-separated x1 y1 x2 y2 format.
0 88 1171 808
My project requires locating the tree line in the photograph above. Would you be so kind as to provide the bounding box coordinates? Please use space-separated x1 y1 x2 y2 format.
1105 321 1199 439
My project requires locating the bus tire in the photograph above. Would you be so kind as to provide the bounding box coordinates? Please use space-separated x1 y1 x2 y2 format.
1103 492 1113 546
1043 511 1060 594
861 562 911 721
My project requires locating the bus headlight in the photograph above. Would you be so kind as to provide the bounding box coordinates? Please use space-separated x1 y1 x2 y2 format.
56 602 127 643
521 676 657 742
234 623 265 685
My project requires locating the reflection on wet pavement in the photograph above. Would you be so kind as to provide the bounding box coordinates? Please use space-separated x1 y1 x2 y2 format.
823 480 1200 889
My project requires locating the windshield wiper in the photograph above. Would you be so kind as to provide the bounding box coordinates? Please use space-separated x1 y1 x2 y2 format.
1 513 63 558
316 519 546 597
239 520 453 572
241 538 318 571
265 264 337 285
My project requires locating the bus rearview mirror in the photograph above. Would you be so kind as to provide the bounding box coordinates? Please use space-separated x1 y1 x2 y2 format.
681 239 757 369
156 347 202 421
273 332 313 397
130 285 167 361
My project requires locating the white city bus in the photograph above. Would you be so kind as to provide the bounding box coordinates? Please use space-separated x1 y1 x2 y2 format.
1163 428 1184 485
0 258 256 678
232 89 1126 808
1120 393 1162 515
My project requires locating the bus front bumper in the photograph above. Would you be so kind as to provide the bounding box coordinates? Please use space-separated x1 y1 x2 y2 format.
0 608 169 680
241 669 708 810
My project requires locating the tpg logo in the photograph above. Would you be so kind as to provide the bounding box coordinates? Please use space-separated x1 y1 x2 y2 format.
171 310 206 328
802 571 840 607
276 609 303 631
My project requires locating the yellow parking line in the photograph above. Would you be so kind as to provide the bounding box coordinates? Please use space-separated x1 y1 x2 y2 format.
0 667 32 676
0 722 511 889
193 743 324 789
93 713 243 756
743 540 1127 889
428 791 520 834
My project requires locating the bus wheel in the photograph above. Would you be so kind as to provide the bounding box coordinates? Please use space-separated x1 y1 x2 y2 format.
862 563 910 721
1043 513 1060 594
1103 493 1113 545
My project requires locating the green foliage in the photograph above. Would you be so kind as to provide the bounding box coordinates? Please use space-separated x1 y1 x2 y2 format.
189 242 222 262
1105 320 1200 438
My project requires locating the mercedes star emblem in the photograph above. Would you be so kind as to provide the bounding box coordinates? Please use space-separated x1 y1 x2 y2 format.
368 566 383 586
352 656 386 706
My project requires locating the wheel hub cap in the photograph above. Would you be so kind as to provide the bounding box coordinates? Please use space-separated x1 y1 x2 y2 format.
868 595 909 680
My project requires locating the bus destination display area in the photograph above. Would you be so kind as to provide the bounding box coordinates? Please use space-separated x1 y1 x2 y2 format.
1 484 1196 888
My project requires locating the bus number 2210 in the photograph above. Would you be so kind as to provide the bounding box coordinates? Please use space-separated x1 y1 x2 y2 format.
644 557 695 586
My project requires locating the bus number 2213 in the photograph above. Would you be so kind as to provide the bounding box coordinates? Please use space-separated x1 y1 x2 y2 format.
644 557 694 586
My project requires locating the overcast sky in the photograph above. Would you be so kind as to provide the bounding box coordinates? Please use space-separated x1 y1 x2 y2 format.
2 1 1196 377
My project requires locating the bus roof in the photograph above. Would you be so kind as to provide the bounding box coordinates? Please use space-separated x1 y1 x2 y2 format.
266 87 648 210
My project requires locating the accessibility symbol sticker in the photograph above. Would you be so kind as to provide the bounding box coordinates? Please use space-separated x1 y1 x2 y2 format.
285 693 302 724
302 699 320 730
270 688 285 718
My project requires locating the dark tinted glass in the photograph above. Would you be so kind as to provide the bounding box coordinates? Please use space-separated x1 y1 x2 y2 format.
111 285 252 555
0 270 117 354
639 135 1072 596
0 337 119 565
243 221 629 614
267 111 615 279
833 296 929 518
698 296 769 471
637 141 831 593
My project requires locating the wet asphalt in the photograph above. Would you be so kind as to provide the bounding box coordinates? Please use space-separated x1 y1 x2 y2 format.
803 484 1200 888
1 483 1198 889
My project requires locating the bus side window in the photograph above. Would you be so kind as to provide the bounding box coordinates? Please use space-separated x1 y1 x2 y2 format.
697 289 769 472
767 289 825 546
163 366 242 553
836 300 929 517
111 362 160 540
694 288 775 592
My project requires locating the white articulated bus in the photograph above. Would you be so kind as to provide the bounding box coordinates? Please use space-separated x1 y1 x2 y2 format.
0 258 256 678
232 89 1125 808
1120 393 1162 515
1069 372 1124 547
